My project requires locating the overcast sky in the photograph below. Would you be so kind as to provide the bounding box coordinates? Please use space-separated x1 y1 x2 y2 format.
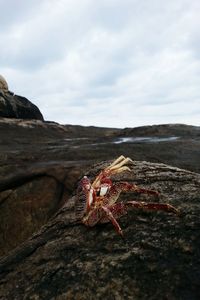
0 0 200 128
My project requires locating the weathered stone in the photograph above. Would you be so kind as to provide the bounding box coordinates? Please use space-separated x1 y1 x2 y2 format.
0 75 44 120
0 92 44 120
1 118 200 298
0 75 9 94
0 161 85 257
0 160 200 299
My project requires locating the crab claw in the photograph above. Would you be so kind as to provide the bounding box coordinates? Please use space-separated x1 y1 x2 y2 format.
105 155 133 175
92 156 133 188
108 155 132 168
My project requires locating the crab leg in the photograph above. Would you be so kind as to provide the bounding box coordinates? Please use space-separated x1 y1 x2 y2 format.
112 182 159 197
102 182 159 207
100 201 179 236
106 201 179 220
101 206 124 236
77 176 94 212
125 201 179 214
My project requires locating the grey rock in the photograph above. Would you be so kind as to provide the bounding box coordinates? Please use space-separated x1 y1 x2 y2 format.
0 74 9 94
0 159 200 299
0 92 44 120
0 74 44 120
0 120 200 298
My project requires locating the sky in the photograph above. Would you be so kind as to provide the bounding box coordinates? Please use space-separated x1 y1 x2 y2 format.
0 0 200 128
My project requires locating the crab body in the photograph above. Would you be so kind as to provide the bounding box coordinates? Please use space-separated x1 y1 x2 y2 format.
75 156 178 236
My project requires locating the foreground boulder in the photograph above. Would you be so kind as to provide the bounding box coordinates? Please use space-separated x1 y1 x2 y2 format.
0 161 87 257
0 160 199 299
0 74 44 120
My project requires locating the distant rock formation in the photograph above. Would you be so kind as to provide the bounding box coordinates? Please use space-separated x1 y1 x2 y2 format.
120 124 200 137
0 74 44 121
0 75 9 94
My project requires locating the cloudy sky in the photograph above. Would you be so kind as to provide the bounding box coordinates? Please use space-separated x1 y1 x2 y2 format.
0 0 200 128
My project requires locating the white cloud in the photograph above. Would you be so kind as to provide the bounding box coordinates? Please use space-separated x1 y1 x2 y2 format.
0 0 200 127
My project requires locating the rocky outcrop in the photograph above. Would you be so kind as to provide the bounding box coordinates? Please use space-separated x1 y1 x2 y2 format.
0 118 200 255
0 75 9 94
0 160 200 299
0 118 200 257
0 118 200 298
0 74 44 120
120 123 200 137
0 92 44 120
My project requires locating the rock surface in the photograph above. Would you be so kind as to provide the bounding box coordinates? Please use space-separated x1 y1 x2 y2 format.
1 119 200 257
0 75 9 94
120 123 200 137
0 119 200 299
0 92 44 120
0 74 44 120
0 160 200 299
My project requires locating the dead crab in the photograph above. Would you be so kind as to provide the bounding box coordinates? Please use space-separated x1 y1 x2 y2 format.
75 155 179 236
